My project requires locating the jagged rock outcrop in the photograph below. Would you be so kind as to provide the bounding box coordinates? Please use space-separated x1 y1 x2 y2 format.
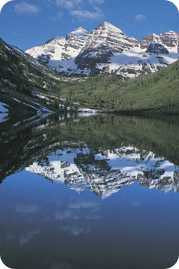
147 42 169 55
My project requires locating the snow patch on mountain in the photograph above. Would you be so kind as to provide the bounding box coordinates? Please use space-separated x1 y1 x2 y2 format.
97 48 179 77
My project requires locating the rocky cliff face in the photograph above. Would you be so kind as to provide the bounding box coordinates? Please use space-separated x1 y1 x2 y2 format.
76 22 139 71
26 22 179 78
146 42 169 54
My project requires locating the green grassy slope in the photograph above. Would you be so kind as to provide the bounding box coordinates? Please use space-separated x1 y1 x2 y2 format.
59 61 179 114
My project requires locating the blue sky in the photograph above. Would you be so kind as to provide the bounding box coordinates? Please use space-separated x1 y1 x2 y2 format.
0 0 179 50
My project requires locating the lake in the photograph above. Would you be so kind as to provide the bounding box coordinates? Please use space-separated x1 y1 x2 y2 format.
0 114 179 269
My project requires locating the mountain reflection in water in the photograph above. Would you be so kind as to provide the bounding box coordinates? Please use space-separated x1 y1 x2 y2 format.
1 115 179 196
26 145 179 198
1 115 179 269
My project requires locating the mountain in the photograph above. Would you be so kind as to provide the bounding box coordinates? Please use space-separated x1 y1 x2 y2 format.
1 33 179 117
26 27 90 75
26 22 179 78
0 38 62 119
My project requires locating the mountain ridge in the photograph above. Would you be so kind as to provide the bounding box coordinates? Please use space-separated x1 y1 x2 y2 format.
26 21 179 78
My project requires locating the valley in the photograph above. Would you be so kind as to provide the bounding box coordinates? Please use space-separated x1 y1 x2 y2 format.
1 22 179 118
1 2 179 268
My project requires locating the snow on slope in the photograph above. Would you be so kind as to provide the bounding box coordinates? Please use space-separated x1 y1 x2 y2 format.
26 27 90 74
26 37 66 61
97 48 179 78
26 22 179 77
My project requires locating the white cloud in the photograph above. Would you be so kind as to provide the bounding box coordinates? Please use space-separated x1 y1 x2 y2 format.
15 2 39 14
55 0 104 20
71 7 103 19
135 14 146 22
89 0 104 4
55 0 82 10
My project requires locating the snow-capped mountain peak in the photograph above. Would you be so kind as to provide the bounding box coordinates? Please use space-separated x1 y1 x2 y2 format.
26 22 179 77
45 36 66 45
96 21 123 34
26 26 90 72
66 27 90 53
68 27 88 37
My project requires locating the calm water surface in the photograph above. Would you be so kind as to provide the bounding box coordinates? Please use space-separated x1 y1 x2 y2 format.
0 115 179 269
